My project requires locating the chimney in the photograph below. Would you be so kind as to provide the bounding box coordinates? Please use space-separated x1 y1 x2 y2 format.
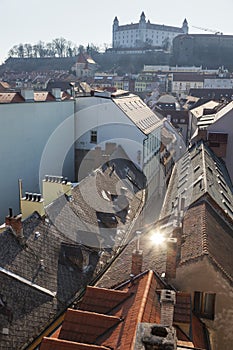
52 88 61 101
5 208 23 237
42 175 72 207
21 192 45 219
165 237 177 280
134 323 177 350
20 89 34 102
131 249 143 276
160 289 176 327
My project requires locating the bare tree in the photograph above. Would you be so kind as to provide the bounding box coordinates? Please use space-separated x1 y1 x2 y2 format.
52 37 67 57
8 38 85 58
8 45 18 57
45 42 56 57
36 41 46 57
24 43 33 58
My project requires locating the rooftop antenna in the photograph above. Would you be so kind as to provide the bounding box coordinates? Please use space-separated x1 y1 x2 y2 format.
18 179 23 214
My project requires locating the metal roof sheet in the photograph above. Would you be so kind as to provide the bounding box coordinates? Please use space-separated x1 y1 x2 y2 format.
113 94 163 134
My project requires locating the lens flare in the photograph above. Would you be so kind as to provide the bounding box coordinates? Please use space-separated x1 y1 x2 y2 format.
150 231 165 245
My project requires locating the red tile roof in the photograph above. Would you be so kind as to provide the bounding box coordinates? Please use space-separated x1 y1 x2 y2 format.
0 81 10 91
40 267 210 349
181 201 233 283
59 309 121 344
80 286 131 314
41 271 164 350
34 91 55 102
0 92 24 103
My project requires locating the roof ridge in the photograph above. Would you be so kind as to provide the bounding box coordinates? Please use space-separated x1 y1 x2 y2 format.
208 254 233 284
201 142 208 194
131 270 154 348
201 203 208 254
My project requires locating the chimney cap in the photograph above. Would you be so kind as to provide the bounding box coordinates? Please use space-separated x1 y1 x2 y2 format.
160 289 176 304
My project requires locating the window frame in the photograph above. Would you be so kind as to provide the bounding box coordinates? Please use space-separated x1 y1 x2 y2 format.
193 291 216 320
90 130 97 144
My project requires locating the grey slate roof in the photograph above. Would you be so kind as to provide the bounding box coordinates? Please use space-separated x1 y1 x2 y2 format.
0 161 146 350
159 140 233 223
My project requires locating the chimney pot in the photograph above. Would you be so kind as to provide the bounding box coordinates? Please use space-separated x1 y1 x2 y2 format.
131 249 143 276
5 213 23 237
64 177 68 184
9 208 13 218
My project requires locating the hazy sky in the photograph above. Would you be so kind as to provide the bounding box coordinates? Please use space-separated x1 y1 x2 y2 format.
1 0 233 63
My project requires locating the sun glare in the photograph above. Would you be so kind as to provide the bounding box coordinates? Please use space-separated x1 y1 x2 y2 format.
150 231 165 245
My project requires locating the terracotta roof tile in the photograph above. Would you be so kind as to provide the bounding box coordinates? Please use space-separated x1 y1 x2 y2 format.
34 91 55 102
41 269 209 349
181 201 233 283
80 286 130 314
59 309 121 343
0 92 24 103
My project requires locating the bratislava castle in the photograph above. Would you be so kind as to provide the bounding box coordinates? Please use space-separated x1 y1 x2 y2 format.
112 12 188 50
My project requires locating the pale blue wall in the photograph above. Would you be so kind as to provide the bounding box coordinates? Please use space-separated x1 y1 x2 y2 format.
0 100 75 220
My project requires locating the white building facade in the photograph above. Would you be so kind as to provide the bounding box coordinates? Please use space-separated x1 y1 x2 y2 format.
75 91 163 202
112 12 188 50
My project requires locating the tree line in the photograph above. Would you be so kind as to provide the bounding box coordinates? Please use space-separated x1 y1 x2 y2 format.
8 38 101 58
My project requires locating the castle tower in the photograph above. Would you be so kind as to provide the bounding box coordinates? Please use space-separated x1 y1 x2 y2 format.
112 16 119 48
182 18 189 34
139 11 146 26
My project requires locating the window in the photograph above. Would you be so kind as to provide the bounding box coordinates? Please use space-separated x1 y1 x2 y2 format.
90 130 97 143
193 291 216 320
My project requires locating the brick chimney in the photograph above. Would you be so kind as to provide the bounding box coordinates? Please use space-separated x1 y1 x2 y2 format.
160 289 176 327
134 323 177 350
165 237 177 280
5 208 23 237
131 249 143 276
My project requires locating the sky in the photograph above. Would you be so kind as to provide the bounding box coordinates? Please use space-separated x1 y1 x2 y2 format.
0 0 233 64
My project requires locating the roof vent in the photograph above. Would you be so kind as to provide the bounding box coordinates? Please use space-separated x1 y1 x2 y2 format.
34 231 41 240
1 328 9 335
